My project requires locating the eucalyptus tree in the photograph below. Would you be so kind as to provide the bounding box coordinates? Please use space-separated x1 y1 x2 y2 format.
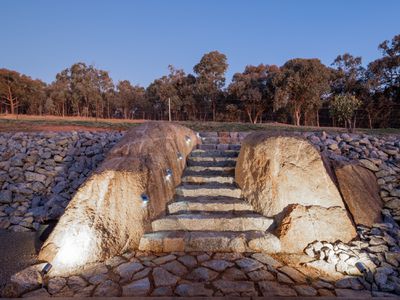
228 64 277 123
193 51 228 121
273 58 332 126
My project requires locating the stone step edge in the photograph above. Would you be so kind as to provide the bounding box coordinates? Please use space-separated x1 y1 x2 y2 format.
139 230 281 253
151 214 274 232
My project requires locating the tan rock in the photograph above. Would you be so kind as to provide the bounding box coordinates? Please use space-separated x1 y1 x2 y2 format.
277 204 356 253
334 162 383 227
38 123 198 275
236 133 345 217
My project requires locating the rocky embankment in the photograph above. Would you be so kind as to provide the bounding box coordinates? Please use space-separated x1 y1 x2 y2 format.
0 131 123 232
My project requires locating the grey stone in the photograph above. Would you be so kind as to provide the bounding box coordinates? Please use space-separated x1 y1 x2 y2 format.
0 190 12 203
152 267 179 287
162 260 188 276
259 280 297 296
294 285 318 296
186 267 219 282
175 283 214 297
93 280 120 297
115 261 144 282
213 279 255 294
201 259 233 272
122 278 150 296
178 255 197 268
235 257 264 272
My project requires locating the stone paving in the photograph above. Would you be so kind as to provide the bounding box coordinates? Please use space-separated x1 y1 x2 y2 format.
6 251 397 298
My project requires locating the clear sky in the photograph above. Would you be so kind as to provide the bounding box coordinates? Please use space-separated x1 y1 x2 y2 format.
1 0 399 87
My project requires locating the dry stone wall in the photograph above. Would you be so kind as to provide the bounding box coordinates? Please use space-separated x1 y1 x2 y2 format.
0 131 124 232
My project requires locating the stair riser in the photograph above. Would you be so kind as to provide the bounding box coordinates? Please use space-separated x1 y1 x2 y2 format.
188 156 237 162
187 160 236 167
201 137 240 144
139 232 281 253
176 187 241 198
185 166 235 172
198 144 241 151
181 176 234 184
190 150 239 158
168 202 253 214
152 217 273 232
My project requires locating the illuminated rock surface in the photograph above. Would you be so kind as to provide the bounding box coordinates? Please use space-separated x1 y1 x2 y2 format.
236 133 346 217
38 123 198 274
139 133 280 253
334 162 383 227
277 204 357 253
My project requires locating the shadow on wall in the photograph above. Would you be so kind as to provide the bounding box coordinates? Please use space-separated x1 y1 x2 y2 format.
38 122 199 276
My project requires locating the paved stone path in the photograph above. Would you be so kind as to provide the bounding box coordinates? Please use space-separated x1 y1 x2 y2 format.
9 251 384 297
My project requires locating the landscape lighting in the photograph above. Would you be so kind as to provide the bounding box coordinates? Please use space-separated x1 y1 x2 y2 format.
41 263 52 274
177 152 183 160
51 226 93 272
185 135 191 145
141 194 149 207
165 168 173 182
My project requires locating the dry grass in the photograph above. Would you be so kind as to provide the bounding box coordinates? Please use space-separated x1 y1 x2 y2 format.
0 114 399 135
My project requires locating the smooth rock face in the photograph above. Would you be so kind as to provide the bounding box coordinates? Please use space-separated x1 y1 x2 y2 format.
277 204 356 253
236 133 345 217
38 123 198 275
334 162 383 227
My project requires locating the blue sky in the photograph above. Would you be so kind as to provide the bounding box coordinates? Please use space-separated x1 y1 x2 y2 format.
1 0 399 87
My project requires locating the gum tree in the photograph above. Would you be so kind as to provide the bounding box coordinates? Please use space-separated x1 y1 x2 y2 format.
330 94 362 132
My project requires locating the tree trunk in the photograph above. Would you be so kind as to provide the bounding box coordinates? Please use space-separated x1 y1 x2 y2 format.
367 112 372 129
294 109 301 126
212 100 216 122
316 110 320 127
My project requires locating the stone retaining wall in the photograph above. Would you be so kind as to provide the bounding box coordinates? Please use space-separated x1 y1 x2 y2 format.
0 131 124 232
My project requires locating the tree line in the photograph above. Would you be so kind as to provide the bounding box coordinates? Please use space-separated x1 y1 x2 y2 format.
0 33 399 128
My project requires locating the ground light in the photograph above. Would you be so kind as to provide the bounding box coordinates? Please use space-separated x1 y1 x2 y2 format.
50 225 94 272
177 152 183 160
165 169 173 182
41 263 52 274
141 194 149 208
185 135 191 145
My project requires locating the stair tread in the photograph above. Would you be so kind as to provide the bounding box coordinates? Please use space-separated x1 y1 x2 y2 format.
183 170 234 177
187 160 236 167
172 195 247 203
157 212 271 219
177 183 239 190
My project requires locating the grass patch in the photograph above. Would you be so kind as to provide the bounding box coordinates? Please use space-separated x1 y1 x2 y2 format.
0 115 399 135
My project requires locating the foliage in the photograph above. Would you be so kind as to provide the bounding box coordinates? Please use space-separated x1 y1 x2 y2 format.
273 58 332 126
330 94 362 131
0 33 399 128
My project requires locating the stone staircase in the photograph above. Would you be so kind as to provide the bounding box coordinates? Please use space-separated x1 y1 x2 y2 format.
139 135 280 253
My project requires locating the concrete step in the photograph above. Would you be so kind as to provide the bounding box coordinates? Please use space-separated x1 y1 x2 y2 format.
188 156 237 162
187 159 236 167
185 165 235 172
190 149 239 158
139 230 281 253
151 212 274 232
181 174 234 184
168 196 253 213
197 144 241 151
176 184 241 198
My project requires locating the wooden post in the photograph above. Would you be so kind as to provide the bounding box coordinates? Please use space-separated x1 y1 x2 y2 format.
168 98 171 122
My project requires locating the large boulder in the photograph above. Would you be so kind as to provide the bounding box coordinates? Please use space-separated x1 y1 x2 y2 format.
38 122 198 275
277 204 357 253
334 162 383 227
235 133 346 217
